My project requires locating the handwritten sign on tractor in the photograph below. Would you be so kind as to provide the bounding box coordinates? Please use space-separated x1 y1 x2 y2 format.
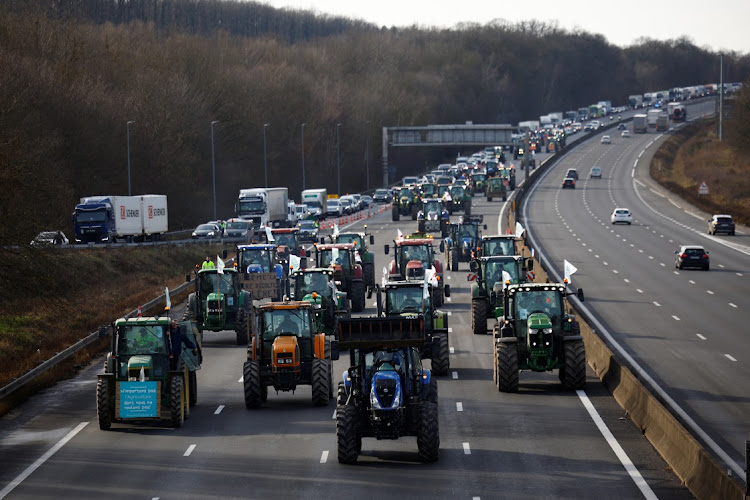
244 272 278 298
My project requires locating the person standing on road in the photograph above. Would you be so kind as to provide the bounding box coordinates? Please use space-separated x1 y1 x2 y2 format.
167 319 198 370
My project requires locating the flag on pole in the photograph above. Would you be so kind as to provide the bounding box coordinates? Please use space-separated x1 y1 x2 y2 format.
333 223 340 238
289 254 301 272
502 270 512 289
427 266 438 287
382 266 388 287
515 222 525 238
396 229 404 242
564 259 577 284
265 226 274 242
216 255 225 274
331 247 339 265
165 286 172 311
423 269 431 300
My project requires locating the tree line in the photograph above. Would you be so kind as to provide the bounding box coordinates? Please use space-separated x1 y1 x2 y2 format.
0 0 748 243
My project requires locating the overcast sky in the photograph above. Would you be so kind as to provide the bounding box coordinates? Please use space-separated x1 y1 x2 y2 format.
260 0 750 55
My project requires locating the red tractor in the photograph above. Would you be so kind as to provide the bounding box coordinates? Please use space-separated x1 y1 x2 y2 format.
384 237 446 306
314 242 367 312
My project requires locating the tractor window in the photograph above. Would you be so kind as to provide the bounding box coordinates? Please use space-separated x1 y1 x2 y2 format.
218 274 235 295
423 200 441 213
262 310 311 340
274 233 296 248
241 250 271 272
387 287 425 315
336 234 362 250
485 239 515 256
198 273 218 296
296 273 331 298
484 260 519 289
119 325 167 355
460 225 478 239
514 291 562 328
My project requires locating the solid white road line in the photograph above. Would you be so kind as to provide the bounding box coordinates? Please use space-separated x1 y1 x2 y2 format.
214 405 225 415
184 444 196 457
577 390 657 500
0 422 89 499
320 450 329 463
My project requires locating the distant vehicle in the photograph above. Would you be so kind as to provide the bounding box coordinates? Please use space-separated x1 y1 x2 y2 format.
708 215 735 235
402 176 420 186
297 219 319 243
361 195 373 208
561 178 576 189
339 197 354 215
72 195 168 244
600 135 611 144
192 223 221 239
373 189 390 204
565 168 578 180
610 208 632 225
621 130 631 138
326 199 343 217
674 245 709 270
633 114 648 133
31 230 69 246
300 188 327 219
617 123 627 130
223 219 251 239
589 167 602 179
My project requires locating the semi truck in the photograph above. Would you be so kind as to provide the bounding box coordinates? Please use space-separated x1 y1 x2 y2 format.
656 113 669 132
300 188 327 219
72 195 168 244
235 187 289 232
633 114 648 133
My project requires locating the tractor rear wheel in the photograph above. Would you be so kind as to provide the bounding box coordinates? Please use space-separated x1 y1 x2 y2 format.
431 332 450 376
189 370 198 407
561 340 586 390
471 298 487 335
392 206 400 222
235 301 251 345
350 280 366 312
243 360 262 409
363 262 375 290
495 342 519 393
170 375 185 427
433 286 443 307
337 404 359 464
411 205 418 220
337 382 347 406
311 358 330 407
464 201 471 216
427 377 438 404
96 378 112 430
183 293 197 321
417 402 440 462
451 249 459 272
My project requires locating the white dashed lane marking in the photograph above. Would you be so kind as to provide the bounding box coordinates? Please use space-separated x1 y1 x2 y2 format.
725 354 737 362
456 402 463 412
214 405 225 415
184 444 196 457
463 442 472 455
320 451 329 463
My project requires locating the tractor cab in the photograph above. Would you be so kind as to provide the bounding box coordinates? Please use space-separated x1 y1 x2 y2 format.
481 235 519 257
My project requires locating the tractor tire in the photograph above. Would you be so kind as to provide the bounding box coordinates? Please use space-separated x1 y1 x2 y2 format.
189 370 198 407
183 293 197 321
560 340 586 390
325 341 334 399
433 286 444 307
440 222 447 238
417 402 440 462
450 249 459 272
235 301 251 345
471 298 488 335
363 262 375 290
243 360 262 409
464 202 471 216
487 196 492 202
96 378 112 430
350 280 366 312
337 381 347 406
431 332 450 376
411 205 418 221
336 404 359 464
495 342 519 393
311 358 330 407
170 375 185 427
392 206 400 222
427 377 438 404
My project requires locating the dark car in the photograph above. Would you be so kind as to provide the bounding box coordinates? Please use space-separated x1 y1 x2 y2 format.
561 178 576 189
373 189 390 203
192 223 221 239
674 245 709 270
565 168 578 180
708 214 735 235
297 220 319 243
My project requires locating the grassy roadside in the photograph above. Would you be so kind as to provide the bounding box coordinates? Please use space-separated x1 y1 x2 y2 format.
651 117 750 226
0 243 227 415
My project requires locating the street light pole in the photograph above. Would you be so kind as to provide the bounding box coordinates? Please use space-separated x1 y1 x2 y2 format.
301 123 306 191
365 121 370 192
126 120 135 196
211 120 219 221
336 123 341 196
263 123 270 188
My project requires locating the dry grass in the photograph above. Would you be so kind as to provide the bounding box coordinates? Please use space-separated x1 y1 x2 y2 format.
0 243 225 391
651 118 750 225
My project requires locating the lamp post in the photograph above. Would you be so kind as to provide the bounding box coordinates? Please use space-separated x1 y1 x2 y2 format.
301 123 306 191
336 123 341 196
211 120 219 221
365 121 370 192
263 123 270 188
126 121 135 196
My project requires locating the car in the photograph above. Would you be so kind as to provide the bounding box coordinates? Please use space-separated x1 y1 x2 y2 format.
601 135 611 144
373 189 390 204
349 193 364 211
326 199 343 217
361 195 373 209
561 178 576 189
565 168 578 180
31 230 69 246
617 123 627 130
223 219 250 238
621 130 631 138
192 223 221 239
708 214 735 235
297 220 319 243
339 197 354 215
589 166 602 179
610 208 632 225
675 245 709 270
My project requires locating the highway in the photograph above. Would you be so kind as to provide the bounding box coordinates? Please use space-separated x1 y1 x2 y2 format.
0 185 694 498
522 98 750 484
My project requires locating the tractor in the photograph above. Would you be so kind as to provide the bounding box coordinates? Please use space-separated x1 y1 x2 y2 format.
469 255 532 335
448 185 471 215
486 176 507 202
498 166 516 190
243 300 333 407
291 267 350 335
184 267 252 345
97 317 201 430
417 198 450 237
444 215 486 271
236 244 288 301
391 186 419 221
493 283 586 392
470 172 487 196
314 242 366 312
270 227 308 266
418 182 439 199
385 236 446 306
480 235 520 257
335 316 439 464
331 227 376 290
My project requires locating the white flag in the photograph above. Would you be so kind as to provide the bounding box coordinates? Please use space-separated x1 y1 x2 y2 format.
423 272 430 299
564 259 577 284
289 254 301 271
216 255 225 274
382 266 388 287
331 247 340 265
502 270 512 289
165 286 171 310
333 223 340 238
265 226 274 242
428 266 438 286
515 222 525 238
396 229 404 242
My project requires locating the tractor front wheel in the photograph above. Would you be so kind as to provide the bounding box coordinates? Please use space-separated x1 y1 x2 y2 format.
431 332 450 376
560 339 586 390
235 301 251 345
471 298 488 335
170 375 185 427
495 342 519 393
243 360 262 409
311 358 330 407
417 402 440 462
392 205 400 221
337 381 347 406
96 378 112 430
451 249 459 272
337 404 359 464
350 280 366 312
189 370 198 407
363 262 375 290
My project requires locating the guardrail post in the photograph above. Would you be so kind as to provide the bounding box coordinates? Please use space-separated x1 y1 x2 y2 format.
98 325 107 339
746 434 749 497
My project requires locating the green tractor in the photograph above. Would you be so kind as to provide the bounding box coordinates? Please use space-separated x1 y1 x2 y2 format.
469 255 532 335
480 234 521 257
486 176 508 202
184 267 252 345
470 172 487 197
331 226 376 290
291 267 350 336
493 283 586 392
498 166 516 190
97 317 202 430
448 185 471 215
392 186 419 221
419 182 439 199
